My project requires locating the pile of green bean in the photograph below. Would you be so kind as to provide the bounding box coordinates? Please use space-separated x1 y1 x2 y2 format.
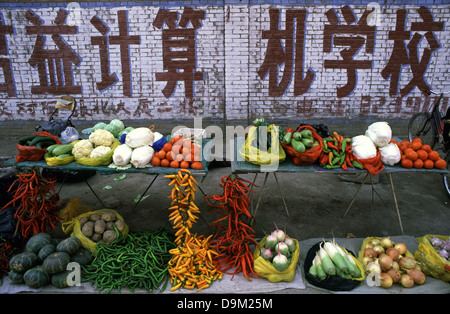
82 228 176 294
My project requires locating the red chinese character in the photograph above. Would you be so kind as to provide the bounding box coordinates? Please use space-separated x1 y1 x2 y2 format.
26 9 81 95
323 5 376 98
0 12 15 97
381 6 444 98
90 10 140 97
153 7 205 98
258 9 315 97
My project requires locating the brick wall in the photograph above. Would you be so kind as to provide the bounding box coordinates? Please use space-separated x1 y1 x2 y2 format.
0 0 449 123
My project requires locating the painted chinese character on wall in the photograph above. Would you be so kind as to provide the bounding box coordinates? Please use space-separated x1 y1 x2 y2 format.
153 6 205 98
258 9 315 97
26 9 82 95
323 5 376 98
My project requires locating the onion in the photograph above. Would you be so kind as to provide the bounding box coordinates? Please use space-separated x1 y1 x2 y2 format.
380 272 393 288
284 237 296 253
392 261 400 271
272 222 285 242
370 238 381 246
380 237 393 249
378 253 394 271
386 268 401 283
366 262 381 275
362 256 373 268
399 256 417 270
386 247 400 261
373 245 385 256
400 274 414 288
365 243 374 249
364 248 377 258
394 243 407 255
407 269 426 285
275 242 290 257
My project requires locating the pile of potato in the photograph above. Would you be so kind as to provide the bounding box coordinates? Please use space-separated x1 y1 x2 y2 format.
80 210 125 244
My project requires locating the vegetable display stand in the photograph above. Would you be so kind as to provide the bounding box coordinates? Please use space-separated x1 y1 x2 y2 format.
232 136 449 234
5 139 212 210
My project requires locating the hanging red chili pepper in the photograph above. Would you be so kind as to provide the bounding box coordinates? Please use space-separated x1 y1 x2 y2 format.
0 169 61 240
205 173 259 279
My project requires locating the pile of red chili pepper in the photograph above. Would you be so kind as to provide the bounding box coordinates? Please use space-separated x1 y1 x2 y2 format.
0 169 61 240
205 173 259 280
0 238 19 277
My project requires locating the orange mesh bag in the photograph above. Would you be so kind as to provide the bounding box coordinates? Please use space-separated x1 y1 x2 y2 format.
281 125 323 166
16 131 62 162
353 151 384 175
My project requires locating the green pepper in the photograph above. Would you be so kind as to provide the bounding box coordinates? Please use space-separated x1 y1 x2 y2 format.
352 160 364 169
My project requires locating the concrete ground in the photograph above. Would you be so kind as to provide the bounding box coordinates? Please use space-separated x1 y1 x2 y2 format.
1 119 449 294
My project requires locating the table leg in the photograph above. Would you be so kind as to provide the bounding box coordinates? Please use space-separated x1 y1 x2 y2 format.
273 173 289 217
132 174 159 210
342 172 369 218
387 173 404 234
82 177 106 208
253 172 269 217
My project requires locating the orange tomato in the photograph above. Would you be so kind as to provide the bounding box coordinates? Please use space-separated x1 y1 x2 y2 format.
172 144 182 154
428 150 440 161
160 159 170 167
151 157 161 167
170 135 183 145
413 159 423 169
406 150 418 161
416 149 428 161
435 158 447 170
421 144 432 153
166 151 174 161
191 161 203 170
401 158 413 169
163 143 172 152
170 160 179 168
411 141 422 151
423 159 434 169
180 161 190 169
155 149 166 160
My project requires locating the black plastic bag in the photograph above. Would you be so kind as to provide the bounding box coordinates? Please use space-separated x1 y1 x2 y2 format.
304 241 362 291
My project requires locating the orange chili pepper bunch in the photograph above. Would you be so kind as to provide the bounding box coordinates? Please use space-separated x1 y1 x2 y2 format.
165 169 222 291
205 173 260 280
0 170 61 240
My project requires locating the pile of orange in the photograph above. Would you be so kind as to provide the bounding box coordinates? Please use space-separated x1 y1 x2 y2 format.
151 135 203 170
391 137 446 170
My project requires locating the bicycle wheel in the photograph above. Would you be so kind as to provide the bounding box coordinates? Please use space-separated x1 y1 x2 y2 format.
443 150 450 198
408 112 437 148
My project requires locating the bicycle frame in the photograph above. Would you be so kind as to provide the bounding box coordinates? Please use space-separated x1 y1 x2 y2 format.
417 94 444 141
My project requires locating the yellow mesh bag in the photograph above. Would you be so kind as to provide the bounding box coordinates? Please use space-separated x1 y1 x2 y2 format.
45 155 75 166
74 139 120 166
239 125 286 165
415 234 450 282
59 197 93 222
62 209 129 256
253 234 299 283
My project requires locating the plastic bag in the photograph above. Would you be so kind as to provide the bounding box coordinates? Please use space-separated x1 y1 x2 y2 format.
61 126 79 144
59 197 93 222
74 139 120 166
239 124 286 165
253 234 300 283
61 209 129 256
282 125 323 166
304 241 364 291
415 234 450 282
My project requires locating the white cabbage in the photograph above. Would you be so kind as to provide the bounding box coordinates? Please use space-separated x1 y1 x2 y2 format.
113 144 133 166
125 127 155 148
379 143 401 166
351 135 377 160
130 145 154 168
365 122 392 148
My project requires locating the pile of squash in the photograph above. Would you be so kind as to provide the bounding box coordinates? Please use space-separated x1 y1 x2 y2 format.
8 233 92 289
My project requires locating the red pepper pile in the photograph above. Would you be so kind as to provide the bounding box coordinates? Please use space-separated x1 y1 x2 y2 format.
0 239 18 277
1 170 61 240
206 173 259 279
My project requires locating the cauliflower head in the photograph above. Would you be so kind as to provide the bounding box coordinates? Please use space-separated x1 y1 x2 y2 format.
90 145 112 159
89 129 114 147
72 140 94 159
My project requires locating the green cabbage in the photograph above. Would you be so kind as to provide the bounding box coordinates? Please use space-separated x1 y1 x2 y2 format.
104 124 120 138
92 122 107 132
109 119 125 133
